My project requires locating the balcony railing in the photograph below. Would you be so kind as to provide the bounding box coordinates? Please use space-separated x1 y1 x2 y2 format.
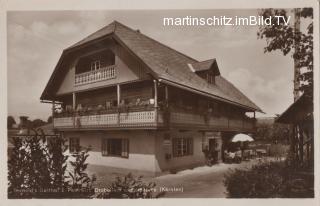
75 65 116 86
53 107 255 131
167 112 255 131
53 107 161 129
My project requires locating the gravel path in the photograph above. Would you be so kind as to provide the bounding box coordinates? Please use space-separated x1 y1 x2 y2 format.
89 158 265 198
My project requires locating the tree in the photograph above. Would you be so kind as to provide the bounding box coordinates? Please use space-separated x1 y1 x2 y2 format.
30 119 47 129
257 8 313 96
7 116 16 129
256 121 291 143
47 116 53 124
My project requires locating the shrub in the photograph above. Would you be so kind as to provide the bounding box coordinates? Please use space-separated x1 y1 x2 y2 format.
224 160 314 198
8 129 95 198
66 147 96 198
8 129 163 199
96 173 164 199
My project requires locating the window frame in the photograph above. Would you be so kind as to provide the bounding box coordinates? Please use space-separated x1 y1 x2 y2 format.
101 138 129 158
69 137 80 153
172 137 193 157
91 60 101 71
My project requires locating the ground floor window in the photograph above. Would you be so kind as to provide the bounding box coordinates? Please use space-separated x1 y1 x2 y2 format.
172 137 193 157
69 137 80 153
46 136 59 149
102 138 129 158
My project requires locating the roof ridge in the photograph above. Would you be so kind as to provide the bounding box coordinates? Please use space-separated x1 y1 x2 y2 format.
113 21 199 63
197 58 216 63
66 21 116 50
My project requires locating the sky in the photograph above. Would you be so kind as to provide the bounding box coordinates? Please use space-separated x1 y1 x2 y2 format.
7 10 296 122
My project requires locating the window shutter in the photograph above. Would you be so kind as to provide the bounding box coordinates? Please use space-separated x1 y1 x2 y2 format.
76 138 80 152
121 139 129 158
172 138 177 157
102 139 108 156
190 138 194 155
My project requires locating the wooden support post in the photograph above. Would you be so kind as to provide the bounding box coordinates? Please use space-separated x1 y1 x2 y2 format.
292 126 295 158
298 125 304 163
72 93 76 128
72 92 76 110
165 85 169 102
117 84 121 106
52 101 55 127
154 80 158 108
154 80 158 125
294 125 299 163
306 141 310 162
52 100 55 116
117 84 121 125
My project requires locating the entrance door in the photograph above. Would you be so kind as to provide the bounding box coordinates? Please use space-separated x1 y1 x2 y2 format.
209 139 216 152
208 139 218 163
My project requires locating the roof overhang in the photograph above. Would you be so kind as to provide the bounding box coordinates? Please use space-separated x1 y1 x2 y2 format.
40 32 158 101
158 78 262 112
276 93 313 124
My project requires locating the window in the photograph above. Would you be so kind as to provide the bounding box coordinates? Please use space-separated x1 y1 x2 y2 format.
91 60 100 71
172 137 193 157
69 137 80 153
206 73 215 84
102 138 129 158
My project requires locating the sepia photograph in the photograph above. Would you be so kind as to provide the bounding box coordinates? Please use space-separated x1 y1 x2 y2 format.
3 0 318 202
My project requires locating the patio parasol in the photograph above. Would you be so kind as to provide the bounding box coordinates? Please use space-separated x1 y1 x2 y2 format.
231 133 254 142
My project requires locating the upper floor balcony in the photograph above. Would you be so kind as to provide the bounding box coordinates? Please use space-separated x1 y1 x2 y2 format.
52 79 257 132
75 65 116 86
53 104 256 132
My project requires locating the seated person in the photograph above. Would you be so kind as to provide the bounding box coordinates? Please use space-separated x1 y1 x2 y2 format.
235 148 242 158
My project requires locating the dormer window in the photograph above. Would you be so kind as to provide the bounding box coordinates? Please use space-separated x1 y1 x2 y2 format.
206 73 215 84
91 60 101 71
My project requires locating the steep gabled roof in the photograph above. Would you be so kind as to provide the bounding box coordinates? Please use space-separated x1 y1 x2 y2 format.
41 21 262 112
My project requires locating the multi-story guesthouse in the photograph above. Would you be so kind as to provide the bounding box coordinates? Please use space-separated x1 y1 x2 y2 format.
41 21 262 175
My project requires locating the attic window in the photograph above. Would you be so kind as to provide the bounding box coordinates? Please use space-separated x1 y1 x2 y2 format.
91 60 100 71
75 50 115 74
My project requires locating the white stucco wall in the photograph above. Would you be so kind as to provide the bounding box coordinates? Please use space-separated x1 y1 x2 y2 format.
63 130 161 173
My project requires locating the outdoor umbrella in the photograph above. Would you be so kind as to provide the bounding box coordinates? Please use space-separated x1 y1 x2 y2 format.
231 133 254 142
231 133 254 160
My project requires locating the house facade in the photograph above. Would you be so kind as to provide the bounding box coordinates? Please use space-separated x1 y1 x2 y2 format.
41 21 262 175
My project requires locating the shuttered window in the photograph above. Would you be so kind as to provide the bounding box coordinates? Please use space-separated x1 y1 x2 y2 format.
102 138 129 158
172 137 193 157
69 137 80 153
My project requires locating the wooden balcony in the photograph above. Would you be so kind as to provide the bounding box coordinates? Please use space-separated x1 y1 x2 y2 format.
75 65 116 86
165 112 255 131
53 109 162 129
53 108 255 131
